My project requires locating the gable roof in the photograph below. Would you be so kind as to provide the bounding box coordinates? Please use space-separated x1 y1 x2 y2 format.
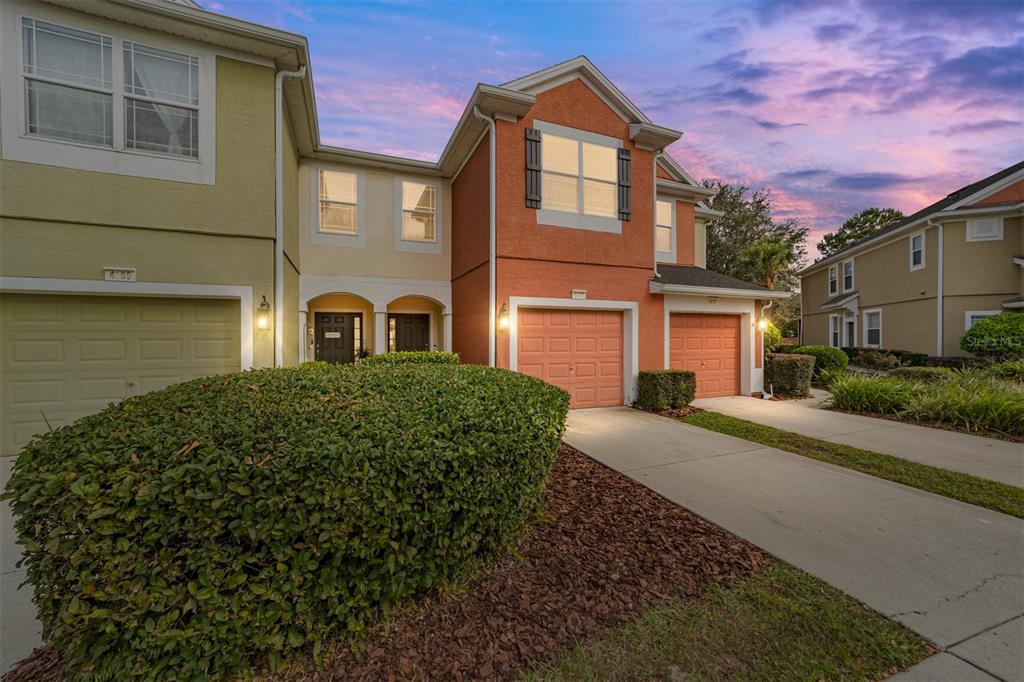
801 160 1024 275
651 265 789 298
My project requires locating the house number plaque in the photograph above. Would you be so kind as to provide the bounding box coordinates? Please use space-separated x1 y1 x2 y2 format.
104 267 137 282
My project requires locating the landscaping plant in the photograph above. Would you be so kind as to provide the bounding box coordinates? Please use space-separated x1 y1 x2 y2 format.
987 359 1024 383
762 319 782 357
3 363 568 680
854 349 899 371
635 370 697 410
960 311 1024 360
792 345 849 380
889 366 953 382
766 354 814 397
360 350 460 365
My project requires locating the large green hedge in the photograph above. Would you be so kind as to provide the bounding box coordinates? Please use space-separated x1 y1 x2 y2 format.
360 350 460 365
3 363 567 680
766 354 814 397
960 312 1024 360
635 370 697 410
793 345 849 379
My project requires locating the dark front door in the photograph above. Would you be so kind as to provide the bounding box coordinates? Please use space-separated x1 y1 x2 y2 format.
315 312 361 364
388 314 430 352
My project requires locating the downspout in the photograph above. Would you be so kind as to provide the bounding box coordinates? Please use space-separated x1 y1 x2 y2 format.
928 219 943 356
472 106 497 367
274 65 306 368
653 151 662 279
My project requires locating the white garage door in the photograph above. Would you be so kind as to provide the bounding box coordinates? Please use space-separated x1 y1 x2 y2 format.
1 294 241 455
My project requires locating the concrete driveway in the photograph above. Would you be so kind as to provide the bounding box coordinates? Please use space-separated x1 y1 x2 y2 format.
566 407 1024 681
692 394 1023 487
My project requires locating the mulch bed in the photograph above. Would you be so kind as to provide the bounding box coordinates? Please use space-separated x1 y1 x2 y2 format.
642 405 705 418
4 445 769 682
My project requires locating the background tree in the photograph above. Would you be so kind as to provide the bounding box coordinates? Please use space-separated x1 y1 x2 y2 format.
816 207 905 259
738 236 793 290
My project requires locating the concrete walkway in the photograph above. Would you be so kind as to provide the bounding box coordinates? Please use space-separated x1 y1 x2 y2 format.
691 394 1023 487
566 407 1024 681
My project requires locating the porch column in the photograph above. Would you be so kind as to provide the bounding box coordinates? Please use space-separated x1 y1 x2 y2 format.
443 311 453 352
298 309 308 363
374 305 387 355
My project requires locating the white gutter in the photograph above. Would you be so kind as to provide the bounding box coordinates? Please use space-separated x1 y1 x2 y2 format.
274 65 306 367
472 106 497 367
653 151 662 278
650 281 791 299
929 219 943 356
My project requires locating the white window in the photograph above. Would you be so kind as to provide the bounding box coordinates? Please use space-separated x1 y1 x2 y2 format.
965 311 1000 330
656 200 674 254
909 232 925 271
966 217 1003 242
863 309 882 347
542 132 616 218
22 18 113 146
319 170 358 235
829 314 841 348
827 266 838 296
842 259 854 291
844 317 856 347
21 18 199 159
394 178 442 254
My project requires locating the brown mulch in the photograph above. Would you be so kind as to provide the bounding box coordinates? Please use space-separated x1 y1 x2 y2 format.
4 445 770 682
643 405 705 418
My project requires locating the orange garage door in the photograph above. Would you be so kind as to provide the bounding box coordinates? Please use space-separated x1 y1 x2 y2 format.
517 309 623 408
669 313 740 398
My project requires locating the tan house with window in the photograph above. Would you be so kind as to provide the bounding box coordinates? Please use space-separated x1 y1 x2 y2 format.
799 162 1024 356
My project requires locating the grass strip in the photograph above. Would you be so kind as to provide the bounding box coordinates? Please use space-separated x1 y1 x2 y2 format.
681 411 1024 519
528 561 929 681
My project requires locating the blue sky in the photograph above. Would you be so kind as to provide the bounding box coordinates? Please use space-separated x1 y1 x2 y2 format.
204 0 1024 255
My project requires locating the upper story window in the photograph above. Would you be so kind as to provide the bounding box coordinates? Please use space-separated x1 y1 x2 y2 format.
542 133 617 218
863 309 882 347
909 232 925 271
656 200 673 253
827 265 838 296
966 217 1003 242
401 181 436 242
842 259 854 290
319 170 358 235
21 18 200 159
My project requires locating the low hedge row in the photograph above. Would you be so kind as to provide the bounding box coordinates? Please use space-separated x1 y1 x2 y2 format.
838 347 927 367
635 370 697 410
360 350 460 365
791 345 849 379
3 363 568 680
889 366 953 382
766 354 814 397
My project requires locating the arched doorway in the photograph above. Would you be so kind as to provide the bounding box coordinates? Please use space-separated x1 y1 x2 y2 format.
386 295 445 353
305 292 373 363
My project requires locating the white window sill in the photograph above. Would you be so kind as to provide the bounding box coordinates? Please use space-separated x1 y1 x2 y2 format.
395 237 442 254
312 229 364 248
537 208 621 234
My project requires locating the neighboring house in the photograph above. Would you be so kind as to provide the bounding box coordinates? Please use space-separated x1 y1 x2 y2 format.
799 162 1024 356
0 0 788 465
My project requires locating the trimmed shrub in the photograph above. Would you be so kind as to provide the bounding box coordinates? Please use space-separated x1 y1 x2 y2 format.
890 366 953 382
3 363 567 680
635 370 697 410
361 350 460 365
766 354 814 397
922 356 990 369
987 360 1024 383
762 320 782 356
856 349 899 371
827 373 919 415
776 344 801 355
792 345 849 379
960 312 1024 360
839 347 858 361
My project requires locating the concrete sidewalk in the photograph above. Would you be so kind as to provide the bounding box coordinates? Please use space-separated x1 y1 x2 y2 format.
566 407 1024 681
691 394 1023 487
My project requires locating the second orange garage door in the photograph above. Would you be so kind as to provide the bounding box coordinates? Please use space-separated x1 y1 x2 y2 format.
669 313 741 398
517 309 623 408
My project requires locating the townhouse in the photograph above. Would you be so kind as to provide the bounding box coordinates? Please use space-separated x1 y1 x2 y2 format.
0 0 787 457
799 162 1024 356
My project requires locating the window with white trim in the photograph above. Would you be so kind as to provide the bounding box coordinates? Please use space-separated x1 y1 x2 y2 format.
656 200 673 253
966 217 1003 242
541 133 616 218
965 311 999 330
319 170 358 235
20 17 201 159
400 181 436 242
842 259 854 291
909 232 925 271
827 265 838 296
829 314 841 348
863 309 881 347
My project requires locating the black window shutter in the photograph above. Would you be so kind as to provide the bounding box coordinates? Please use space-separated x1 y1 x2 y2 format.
525 128 542 208
617 148 632 220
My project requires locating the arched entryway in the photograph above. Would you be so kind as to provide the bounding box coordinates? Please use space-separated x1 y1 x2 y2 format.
305 292 373 363
386 295 446 353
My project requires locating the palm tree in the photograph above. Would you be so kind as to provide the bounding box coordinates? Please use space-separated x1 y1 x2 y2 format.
738 237 793 290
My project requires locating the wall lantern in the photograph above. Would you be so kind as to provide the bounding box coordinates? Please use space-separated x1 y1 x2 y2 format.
498 303 509 331
257 295 271 330
757 316 769 332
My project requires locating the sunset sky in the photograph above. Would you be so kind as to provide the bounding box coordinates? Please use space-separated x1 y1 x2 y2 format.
205 0 1023 260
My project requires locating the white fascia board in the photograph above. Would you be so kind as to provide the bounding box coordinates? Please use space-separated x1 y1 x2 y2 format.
946 168 1024 210
656 179 717 200
658 153 698 186
695 206 725 219
650 281 791 299
313 146 441 176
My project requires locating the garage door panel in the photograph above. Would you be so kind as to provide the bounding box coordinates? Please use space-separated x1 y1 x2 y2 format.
2 294 241 455
669 313 741 399
516 308 624 409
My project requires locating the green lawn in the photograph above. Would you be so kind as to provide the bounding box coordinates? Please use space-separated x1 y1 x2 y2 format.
528 561 929 681
682 411 1024 519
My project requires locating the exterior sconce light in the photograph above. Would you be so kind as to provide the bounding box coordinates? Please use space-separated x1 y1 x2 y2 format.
757 316 769 332
498 303 509 331
257 295 271 330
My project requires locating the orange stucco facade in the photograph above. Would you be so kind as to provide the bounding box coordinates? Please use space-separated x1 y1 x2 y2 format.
971 179 1024 207
675 201 696 266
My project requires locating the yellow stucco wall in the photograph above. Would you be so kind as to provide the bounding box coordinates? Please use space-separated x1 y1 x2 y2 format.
283 260 300 366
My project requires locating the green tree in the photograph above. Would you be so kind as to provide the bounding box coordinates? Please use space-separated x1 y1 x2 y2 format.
816 207 905 259
702 181 808 291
